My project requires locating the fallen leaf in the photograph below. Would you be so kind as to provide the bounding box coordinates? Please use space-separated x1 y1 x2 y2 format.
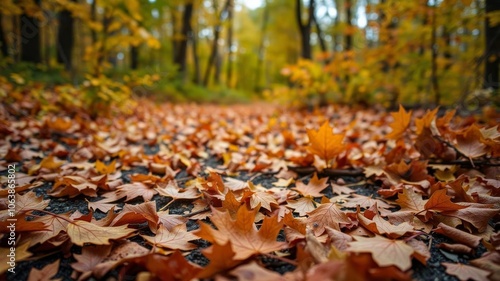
195 206 286 260
67 220 135 246
442 262 491 281
141 224 197 251
293 173 329 197
347 235 415 271
307 121 346 165
386 105 412 140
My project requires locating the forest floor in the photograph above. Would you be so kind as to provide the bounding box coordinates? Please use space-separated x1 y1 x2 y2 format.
1 101 499 281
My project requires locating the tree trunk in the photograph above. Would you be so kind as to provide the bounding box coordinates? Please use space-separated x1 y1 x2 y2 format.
296 0 314 59
431 2 440 105
57 6 74 70
484 0 500 90
91 0 97 44
345 0 352 51
226 0 234 88
20 0 42 63
255 0 270 92
191 22 201 84
0 14 8 58
174 2 193 80
203 0 229 87
130 45 139 69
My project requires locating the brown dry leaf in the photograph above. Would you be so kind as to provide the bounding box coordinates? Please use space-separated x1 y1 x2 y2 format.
194 206 286 260
67 220 135 246
115 182 157 202
197 241 241 279
287 197 316 216
347 235 415 271
455 124 488 160
230 261 286 281
72 245 112 281
293 173 329 197
242 189 278 211
15 191 49 214
386 105 412 140
141 224 197 251
424 189 468 213
93 241 150 278
357 206 414 238
27 259 60 281
306 121 346 165
110 201 159 230
307 202 351 235
442 262 491 281
156 181 200 200
441 205 499 232
157 211 188 231
325 227 353 251
433 223 481 248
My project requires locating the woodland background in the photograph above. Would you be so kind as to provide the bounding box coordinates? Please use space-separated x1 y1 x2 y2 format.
0 0 499 112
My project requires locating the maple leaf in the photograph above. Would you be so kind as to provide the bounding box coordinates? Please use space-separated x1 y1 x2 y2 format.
198 241 241 278
306 201 351 235
347 235 415 271
95 159 117 174
110 201 159 230
72 245 112 281
115 182 157 202
242 189 278 211
27 259 59 281
21 213 70 246
157 211 188 231
67 220 135 246
141 224 198 251
386 105 412 140
93 241 150 279
306 121 346 166
357 206 414 238
230 261 287 281
194 206 286 260
15 191 49 214
293 173 329 197
156 181 200 200
433 223 481 248
442 262 491 281
287 197 316 216
456 124 488 161
424 189 468 213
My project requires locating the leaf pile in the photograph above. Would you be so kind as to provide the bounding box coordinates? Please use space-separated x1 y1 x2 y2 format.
1 101 499 281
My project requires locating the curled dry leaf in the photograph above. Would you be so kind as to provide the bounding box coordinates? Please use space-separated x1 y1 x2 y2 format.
442 262 491 281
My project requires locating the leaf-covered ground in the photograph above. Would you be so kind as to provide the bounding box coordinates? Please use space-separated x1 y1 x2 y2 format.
1 101 499 281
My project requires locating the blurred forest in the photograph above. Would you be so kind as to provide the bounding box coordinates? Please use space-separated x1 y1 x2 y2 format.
0 0 499 113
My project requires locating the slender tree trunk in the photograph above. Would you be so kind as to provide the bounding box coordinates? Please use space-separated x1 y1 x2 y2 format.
0 14 9 58
345 0 352 51
91 0 97 44
57 5 74 70
226 0 234 88
130 45 139 69
296 0 314 59
484 0 500 90
431 3 440 105
174 2 193 80
20 0 42 63
255 0 269 92
191 22 201 84
203 0 229 87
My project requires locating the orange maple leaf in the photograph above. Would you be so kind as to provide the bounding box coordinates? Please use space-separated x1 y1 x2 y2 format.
307 121 346 166
386 105 412 140
194 206 286 260
424 189 467 213
306 201 351 235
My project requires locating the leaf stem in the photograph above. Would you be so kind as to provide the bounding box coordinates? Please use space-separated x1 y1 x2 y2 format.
261 252 298 266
